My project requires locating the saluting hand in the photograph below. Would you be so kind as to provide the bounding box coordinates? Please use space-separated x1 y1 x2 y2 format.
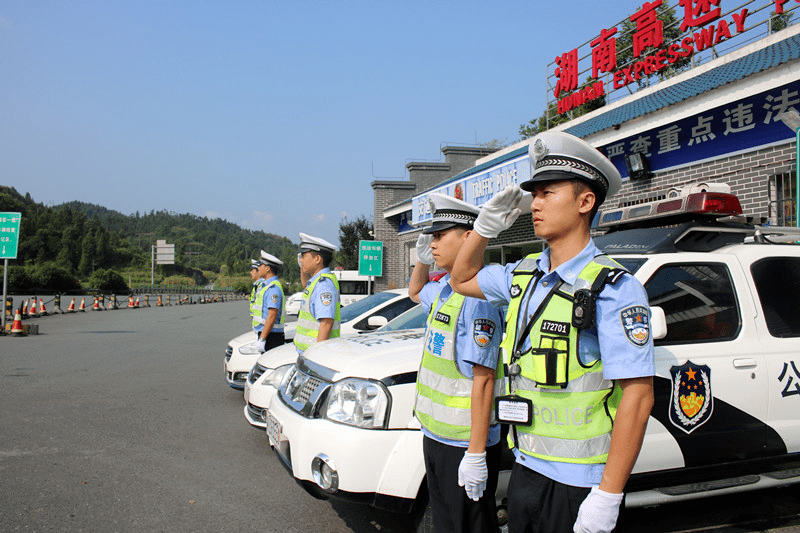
415 234 435 265
473 186 523 239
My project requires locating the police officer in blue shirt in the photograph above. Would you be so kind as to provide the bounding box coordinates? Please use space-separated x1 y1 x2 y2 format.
451 132 655 533
294 233 341 354
254 251 286 353
249 259 261 309
410 194 504 533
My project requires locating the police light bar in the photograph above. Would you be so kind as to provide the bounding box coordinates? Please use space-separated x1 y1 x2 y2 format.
595 183 743 230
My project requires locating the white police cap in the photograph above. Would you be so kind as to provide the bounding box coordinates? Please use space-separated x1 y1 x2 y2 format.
524 131 621 205
421 193 480 235
298 233 337 255
259 250 283 269
250 259 261 270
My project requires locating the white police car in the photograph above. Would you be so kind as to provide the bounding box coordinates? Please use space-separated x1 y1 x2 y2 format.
243 304 428 429
263 184 800 529
225 289 417 390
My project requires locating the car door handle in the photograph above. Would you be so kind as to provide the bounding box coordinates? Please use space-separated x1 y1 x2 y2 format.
733 358 758 369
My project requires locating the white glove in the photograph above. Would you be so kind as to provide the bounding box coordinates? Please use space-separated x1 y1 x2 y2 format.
473 186 523 239
255 338 267 353
457 451 488 502
415 234 435 265
573 486 624 533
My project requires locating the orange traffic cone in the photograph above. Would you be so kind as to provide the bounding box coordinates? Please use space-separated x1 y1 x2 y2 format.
21 298 29 318
78 297 86 312
92 297 102 311
38 298 48 317
128 295 135 309
134 296 140 308
10 308 25 337
67 298 76 313
29 298 38 318
157 295 163 307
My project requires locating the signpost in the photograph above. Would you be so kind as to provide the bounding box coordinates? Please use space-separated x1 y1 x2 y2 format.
358 240 383 295
151 240 175 286
1 212 22 333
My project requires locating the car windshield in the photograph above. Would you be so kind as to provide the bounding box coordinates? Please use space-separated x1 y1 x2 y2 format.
340 291 398 322
378 305 426 332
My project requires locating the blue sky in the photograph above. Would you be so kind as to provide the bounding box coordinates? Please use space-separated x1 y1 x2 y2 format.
1 0 637 246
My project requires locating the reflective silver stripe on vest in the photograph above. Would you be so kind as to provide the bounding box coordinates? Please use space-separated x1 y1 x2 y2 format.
414 395 472 428
515 431 611 459
510 370 612 394
418 366 506 399
514 256 538 272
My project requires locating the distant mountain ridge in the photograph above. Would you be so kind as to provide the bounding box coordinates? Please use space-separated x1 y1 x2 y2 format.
0 186 302 283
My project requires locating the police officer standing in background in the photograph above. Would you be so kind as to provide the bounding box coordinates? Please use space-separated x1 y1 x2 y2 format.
248 258 261 316
254 250 286 353
410 194 503 533
451 132 655 533
294 233 341 354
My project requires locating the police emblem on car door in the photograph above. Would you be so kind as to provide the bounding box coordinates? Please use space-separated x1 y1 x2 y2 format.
669 361 713 434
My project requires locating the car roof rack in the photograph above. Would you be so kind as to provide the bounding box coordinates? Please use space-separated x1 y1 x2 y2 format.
595 220 758 254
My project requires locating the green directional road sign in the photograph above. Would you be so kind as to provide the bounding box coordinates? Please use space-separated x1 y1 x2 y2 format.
358 240 383 277
0 212 21 259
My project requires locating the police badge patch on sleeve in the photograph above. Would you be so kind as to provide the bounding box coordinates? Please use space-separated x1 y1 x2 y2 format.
320 292 333 306
271 294 279 303
473 319 496 348
620 305 650 346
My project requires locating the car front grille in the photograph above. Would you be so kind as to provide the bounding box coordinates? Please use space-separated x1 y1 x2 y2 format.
225 345 233 363
278 366 328 418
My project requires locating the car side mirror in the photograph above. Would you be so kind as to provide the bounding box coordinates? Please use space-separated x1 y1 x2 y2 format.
367 316 388 329
650 306 667 340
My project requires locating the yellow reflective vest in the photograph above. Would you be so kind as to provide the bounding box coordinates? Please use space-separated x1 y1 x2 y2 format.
501 253 627 464
414 288 503 443
294 272 341 353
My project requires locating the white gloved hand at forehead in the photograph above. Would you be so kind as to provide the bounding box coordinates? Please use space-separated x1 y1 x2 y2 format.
415 234 435 265
473 186 523 239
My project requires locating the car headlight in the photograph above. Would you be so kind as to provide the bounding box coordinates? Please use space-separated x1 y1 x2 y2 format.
324 378 389 429
264 364 293 388
238 343 261 355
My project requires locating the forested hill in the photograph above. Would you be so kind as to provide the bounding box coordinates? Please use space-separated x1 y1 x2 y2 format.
0 186 301 284
62 200 299 275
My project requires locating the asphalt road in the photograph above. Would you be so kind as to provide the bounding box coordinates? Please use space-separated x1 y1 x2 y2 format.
2 301 800 532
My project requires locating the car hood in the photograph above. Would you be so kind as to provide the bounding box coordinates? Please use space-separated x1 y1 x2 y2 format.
255 341 300 369
300 329 425 381
229 330 257 349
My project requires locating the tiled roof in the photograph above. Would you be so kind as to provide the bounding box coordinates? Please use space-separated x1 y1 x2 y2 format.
564 33 800 138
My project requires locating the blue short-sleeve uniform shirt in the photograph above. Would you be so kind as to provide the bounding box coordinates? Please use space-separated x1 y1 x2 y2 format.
419 274 503 448
261 275 284 333
477 240 655 487
308 268 340 321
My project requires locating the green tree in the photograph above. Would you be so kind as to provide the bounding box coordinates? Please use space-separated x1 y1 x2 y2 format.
336 215 373 270
88 268 129 292
519 77 605 140
28 262 82 292
771 10 794 32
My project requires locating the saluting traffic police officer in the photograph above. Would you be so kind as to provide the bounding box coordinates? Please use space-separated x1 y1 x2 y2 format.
410 194 504 533
253 250 286 353
451 131 655 533
294 233 341 354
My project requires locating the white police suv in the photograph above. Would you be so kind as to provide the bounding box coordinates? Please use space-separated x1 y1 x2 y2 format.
264 184 800 529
